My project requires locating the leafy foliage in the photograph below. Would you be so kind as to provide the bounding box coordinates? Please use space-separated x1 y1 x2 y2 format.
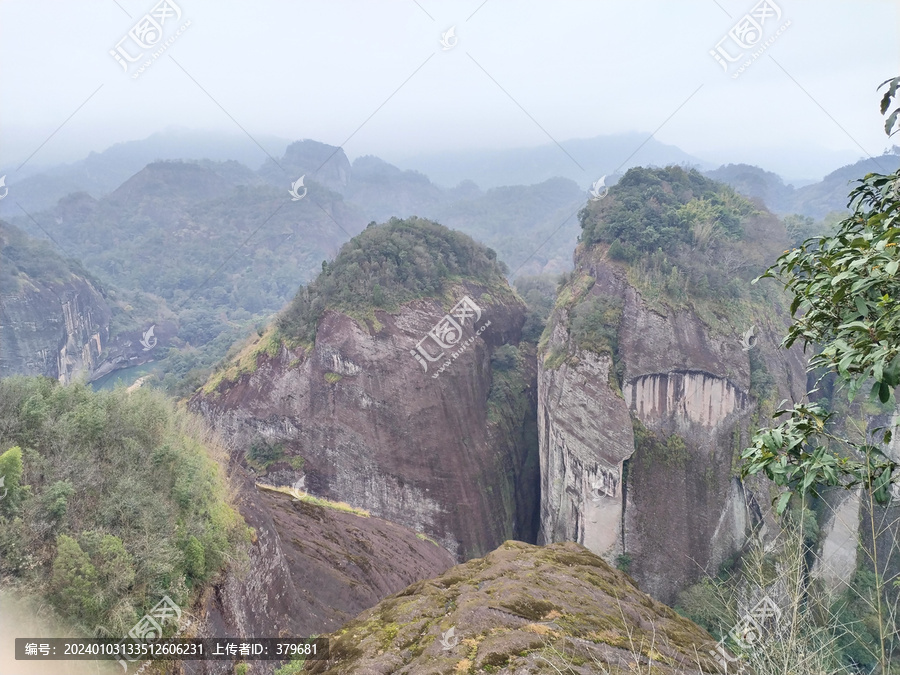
748 347 777 402
577 166 776 329
0 377 248 634
782 213 841 249
569 295 623 357
742 77 900 526
633 418 689 470
743 167 900 512
579 166 754 253
0 446 24 515
490 344 520 372
246 438 286 471
513 275 558 343
277 217 509 343
0 221 95 290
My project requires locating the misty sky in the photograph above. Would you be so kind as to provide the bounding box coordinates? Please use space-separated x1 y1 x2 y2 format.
1 0 898 181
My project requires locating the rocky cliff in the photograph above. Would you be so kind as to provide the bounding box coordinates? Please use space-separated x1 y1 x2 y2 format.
537 167 809 604
188 470 454 675
306 540 725 675
0 221 111 383
193 218 540 562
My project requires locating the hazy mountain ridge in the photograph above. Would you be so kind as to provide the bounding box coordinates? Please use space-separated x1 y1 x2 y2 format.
706 152 900 219
392 132 709 189
0 129 292 216
2 157 369 387
1 138 587 386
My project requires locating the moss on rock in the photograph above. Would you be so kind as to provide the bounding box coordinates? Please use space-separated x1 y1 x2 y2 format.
305 541 725 674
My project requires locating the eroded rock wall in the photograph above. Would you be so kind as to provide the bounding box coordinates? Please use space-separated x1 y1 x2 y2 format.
194 286 540 561
538 254 807 603
0 276 111 383
188 470 454 675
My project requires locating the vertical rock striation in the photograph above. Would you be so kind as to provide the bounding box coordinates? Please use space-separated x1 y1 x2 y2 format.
1 222 112 382
537 168 809 603
193 219 540 562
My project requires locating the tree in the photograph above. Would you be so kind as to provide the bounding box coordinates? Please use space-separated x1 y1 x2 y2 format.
742 78 900 512
0 446 24 515
51 534 100 622
81 531 137 596
740 80 900 673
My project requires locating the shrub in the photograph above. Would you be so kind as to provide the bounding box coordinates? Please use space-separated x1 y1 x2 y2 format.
41 480 75 523
51 535 100 623
0 377 249 634
277 217 510 343
491 345 520 372
0 446 24 514
570 295 623 357
247 439 285 469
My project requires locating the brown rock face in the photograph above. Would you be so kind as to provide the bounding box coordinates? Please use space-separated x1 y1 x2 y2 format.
193 284 540 562
538 248 808 604
187 469 454 675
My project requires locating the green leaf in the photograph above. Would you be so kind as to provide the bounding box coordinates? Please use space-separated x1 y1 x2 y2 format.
775 491 792 515
880 77 900 115
885 355 900 387
880 381 892 404
831 271 854 285
839 320 870 332
887 109 900 137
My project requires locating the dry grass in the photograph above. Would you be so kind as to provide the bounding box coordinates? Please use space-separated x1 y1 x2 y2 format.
256 482 370 517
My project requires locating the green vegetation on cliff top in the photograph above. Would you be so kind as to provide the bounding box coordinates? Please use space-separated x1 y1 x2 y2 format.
580 165 756 254
1 220 104 292
276 217 511 344
572 166 790 337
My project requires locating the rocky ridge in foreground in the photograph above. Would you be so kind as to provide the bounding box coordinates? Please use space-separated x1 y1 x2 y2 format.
307 540 723 675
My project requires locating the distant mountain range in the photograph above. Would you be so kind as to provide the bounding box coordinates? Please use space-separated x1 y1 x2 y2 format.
0 128 292 219
5 128 898 225
0 138 590 391
706 151 900 219
390 132 709 190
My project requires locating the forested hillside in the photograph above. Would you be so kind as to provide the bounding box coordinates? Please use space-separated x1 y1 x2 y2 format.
0 378 248 635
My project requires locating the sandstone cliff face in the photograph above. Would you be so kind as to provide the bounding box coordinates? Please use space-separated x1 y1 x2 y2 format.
0 221 177 384
193 284 539 562
0 270 111 383
187 470 454 675
538 250 808 604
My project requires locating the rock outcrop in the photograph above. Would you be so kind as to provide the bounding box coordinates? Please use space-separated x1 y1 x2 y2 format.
0 221 112 383
307 540 724 675
188 470 454 674
537 168 808 604
195 292 538 562
259 139 352 191
194 219 540 562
